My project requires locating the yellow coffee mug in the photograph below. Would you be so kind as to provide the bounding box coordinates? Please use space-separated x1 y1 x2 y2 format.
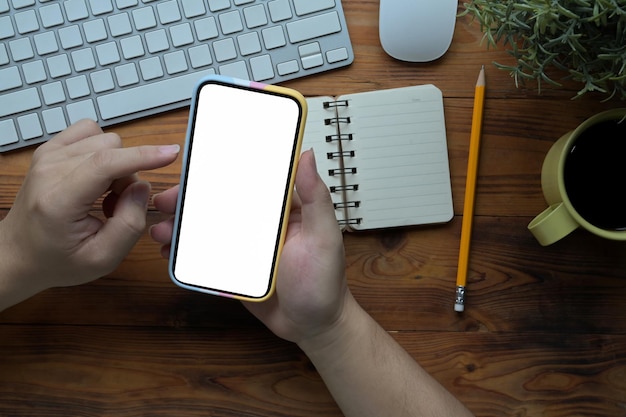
528 108 626 246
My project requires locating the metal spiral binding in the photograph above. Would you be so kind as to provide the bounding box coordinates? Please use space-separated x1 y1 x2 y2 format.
323 99 349 108
322 98 361 227
334 201 360 209
338 218 363 226
327 150 356 159
330 184 359 192
328 167 357 176
325 116 351 125
325 133 353 142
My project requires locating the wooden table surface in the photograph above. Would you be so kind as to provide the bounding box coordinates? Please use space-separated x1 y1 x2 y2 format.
2 1 626 416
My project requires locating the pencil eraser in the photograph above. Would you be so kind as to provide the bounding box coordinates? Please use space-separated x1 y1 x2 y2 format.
454 303 465 313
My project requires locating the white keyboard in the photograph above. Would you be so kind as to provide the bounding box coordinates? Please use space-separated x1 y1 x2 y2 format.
0 0 354 152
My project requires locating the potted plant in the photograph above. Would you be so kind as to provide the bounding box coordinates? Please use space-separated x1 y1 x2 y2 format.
463 0 626 101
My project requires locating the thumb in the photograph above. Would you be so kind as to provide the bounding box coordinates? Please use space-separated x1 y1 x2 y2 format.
295 150 339 236
93 180 151 265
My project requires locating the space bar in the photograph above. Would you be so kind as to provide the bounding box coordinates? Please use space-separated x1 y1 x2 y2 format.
97 72 206 120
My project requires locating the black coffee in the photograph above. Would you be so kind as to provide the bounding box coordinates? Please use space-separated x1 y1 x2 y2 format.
564 119 626 231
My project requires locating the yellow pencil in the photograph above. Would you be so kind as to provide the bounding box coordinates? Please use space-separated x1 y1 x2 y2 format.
455 66 485 313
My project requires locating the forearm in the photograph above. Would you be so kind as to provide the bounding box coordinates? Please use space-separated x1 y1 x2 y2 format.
299 292 474 417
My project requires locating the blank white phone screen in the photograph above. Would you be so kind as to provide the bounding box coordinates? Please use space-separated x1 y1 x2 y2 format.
173 82 302 298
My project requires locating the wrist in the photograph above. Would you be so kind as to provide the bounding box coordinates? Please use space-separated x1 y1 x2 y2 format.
0 218 47 311
297 291 372 370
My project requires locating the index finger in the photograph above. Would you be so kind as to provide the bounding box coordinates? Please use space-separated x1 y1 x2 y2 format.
46 119 104 147
68 144 181 207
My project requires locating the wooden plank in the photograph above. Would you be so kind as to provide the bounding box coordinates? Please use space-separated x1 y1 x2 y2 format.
1 326 625 417
2 214 625 335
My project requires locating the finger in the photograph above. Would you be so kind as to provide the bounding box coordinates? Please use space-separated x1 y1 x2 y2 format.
46 119 103 147
160 244 171 259
68 144 180 207
295 149 339 237
152 184 180 215
85 180 152 270
149 217 174 244
62 131 123 158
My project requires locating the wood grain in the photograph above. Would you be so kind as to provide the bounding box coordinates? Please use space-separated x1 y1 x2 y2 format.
1 1 626 416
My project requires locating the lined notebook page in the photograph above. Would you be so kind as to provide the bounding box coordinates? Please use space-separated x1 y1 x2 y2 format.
303 84 453 231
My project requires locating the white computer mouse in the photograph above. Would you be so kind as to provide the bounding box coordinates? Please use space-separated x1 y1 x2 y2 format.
379 0 457 62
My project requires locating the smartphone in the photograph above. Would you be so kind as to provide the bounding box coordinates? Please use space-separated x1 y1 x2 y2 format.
169 75 307 302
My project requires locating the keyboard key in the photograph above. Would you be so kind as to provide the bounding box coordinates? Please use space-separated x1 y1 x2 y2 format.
0 120 19 147
71 48 97 71
139 56 164 80
39 3 65 28
277 60 299 76
42 108 68 134
0 44 9 65
0 67 23 91
120 35 145 59
22 60 47 84
9 38 34 61
243 5 267 28
292 0 336 16
90 69 115 92
114 63 139 86
262 26 286 49
58 25 83 49
41 81 66 105
34 31 59 55
163 50 187 74
11 0 34 9
132 7 157 30
170 23 194 47
157 1 181 24
66 75 90 98
116 0 138 9
188 45 212 68
64 0 89 22
108 13 133 36
17 113 43 140
181 0 206 18
89 0 114 16
237 32 261 56
95 42 121 65
326 47 350 63
219 10 243 35
96 71 214 120
213 38 237 62
0 16 15 39
15 10 40 34
145 29 169 53
83 19 108 42
250 54 274 81
219 60 248 79
47 54 72 78
299 42 323 69
268 0 292 22
0 0 9 12
286 11 341 43
208 0 230 12
194 17 218 41
66 99 97 124
0 88 41 118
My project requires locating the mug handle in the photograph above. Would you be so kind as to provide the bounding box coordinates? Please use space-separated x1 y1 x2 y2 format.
528 202 579 246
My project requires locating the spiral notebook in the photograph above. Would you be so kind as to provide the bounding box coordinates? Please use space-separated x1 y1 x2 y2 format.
302 84 454 231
